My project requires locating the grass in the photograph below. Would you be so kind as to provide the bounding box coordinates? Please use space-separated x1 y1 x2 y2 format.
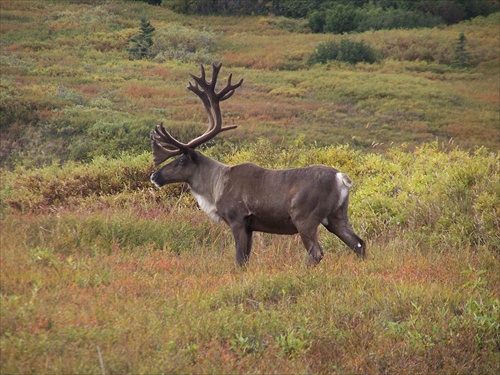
1 143 499 374
1 1 499 373
1 212 499 373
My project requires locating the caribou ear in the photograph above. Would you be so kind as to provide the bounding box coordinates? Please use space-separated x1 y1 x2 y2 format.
186 148 199 163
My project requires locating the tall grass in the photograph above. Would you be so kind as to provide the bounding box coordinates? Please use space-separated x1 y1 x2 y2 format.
1 143 499 373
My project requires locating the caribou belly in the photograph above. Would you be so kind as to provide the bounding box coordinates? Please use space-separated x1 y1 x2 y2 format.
247 214 298 235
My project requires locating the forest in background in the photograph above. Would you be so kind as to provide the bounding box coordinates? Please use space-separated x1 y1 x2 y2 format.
162 0 499 23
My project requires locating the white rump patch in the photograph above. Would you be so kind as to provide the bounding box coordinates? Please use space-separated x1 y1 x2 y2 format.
336 173 351 206
191 190 222 223
339 173 353 189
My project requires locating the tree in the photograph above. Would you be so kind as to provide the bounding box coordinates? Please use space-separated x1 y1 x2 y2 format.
451 32 471 68
308 10 326 33
127 18 156 60
324 4 359 34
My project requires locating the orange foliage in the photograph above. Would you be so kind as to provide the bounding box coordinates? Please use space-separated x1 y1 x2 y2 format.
458 88 499 103
146 66 172 79
79 84 101 98
375 262 450 284
123 84 178 99
443 122 499 141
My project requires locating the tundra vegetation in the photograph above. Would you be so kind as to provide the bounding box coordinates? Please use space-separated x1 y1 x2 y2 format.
1 1 499 374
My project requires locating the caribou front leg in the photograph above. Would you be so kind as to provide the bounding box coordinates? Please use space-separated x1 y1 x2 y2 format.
230 222 253 266
297 226 324 266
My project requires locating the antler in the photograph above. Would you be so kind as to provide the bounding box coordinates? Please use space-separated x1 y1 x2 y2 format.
151 63 243 165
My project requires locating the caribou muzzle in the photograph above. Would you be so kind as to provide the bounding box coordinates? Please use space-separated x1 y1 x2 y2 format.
150 171 164 188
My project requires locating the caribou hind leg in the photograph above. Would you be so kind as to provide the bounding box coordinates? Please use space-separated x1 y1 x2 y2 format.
324 210 365 257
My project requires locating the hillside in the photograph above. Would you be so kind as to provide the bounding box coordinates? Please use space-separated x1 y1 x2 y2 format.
0 1 499 168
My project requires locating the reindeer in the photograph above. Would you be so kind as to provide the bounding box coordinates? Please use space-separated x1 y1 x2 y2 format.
150 63 365 266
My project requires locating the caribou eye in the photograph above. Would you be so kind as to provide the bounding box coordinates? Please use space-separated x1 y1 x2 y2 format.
177 157 186 166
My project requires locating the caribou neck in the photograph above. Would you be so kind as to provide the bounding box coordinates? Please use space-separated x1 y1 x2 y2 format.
188 153 230 222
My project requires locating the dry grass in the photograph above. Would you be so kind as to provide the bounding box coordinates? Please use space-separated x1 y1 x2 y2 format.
1 211 498 374
1 144 499 374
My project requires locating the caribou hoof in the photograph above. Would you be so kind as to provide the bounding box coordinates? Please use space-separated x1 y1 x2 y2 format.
354 241 366 258
307 254 324 267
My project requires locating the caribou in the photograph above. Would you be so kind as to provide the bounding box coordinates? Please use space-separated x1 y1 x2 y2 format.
150 63 365 266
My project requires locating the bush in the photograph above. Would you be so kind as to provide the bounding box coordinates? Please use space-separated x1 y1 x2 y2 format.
308 10 325 33
308 39 378 65
356 4 442 32
150 25 217 63
168 0 267 15
270 0 318 19
337 39 378 64
309 3 444 34
324 4 359 34
308 40 339 64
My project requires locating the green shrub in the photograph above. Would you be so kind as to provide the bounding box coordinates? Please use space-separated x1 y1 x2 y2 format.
451 32 472 68
309 39 378 65
308 10 325 33
308 40 339 65
337 39 378 64
167 0 267 15
356 4 442 32
1 152 159 213
324 4 359 34
150 25 217 63
309 3 445 34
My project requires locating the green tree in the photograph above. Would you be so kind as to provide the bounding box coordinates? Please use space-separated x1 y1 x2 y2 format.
127 18 156 60
308 10 326 33
451 32 471 68
308 40 339 64
324 4 359 34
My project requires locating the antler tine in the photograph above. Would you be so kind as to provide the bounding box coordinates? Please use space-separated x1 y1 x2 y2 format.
195 63 207 84
184 63 242 149
209 62 222 88
218 73 244 101
150 123 187 165
188 63 219 90
187 77 216 133
152 124 179 147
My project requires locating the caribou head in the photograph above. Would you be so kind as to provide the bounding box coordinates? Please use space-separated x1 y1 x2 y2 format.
150 63 365 266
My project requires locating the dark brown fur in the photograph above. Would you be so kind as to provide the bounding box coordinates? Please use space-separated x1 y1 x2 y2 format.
151 149 365 266
150 63 365 266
